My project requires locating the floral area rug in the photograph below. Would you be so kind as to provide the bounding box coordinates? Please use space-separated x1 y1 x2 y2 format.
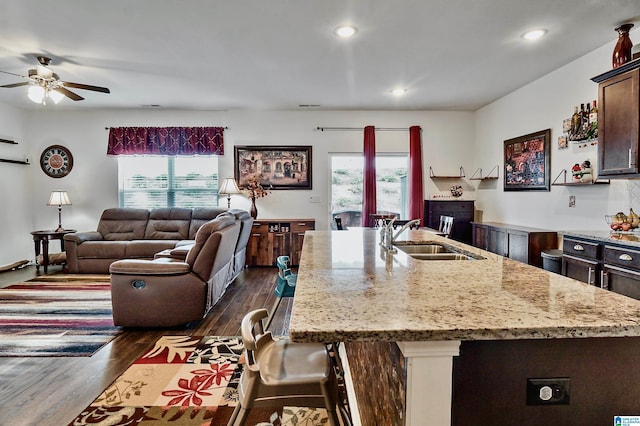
69 335 333 425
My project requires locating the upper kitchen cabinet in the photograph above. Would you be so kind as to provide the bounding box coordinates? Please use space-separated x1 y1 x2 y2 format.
592 60 640 178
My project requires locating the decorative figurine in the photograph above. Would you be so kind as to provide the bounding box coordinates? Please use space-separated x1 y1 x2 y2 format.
572 163 582 181
580 160 592 183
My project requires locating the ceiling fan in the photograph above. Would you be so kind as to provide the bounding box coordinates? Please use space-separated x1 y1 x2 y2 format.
0 55 110 104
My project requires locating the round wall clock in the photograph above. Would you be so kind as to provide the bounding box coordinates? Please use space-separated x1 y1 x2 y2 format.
40 145 73 178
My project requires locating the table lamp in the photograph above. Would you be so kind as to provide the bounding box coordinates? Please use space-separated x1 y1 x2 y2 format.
219 177 241 208
47 190 72 232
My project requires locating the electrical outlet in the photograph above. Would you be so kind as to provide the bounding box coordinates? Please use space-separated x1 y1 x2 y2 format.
526 378 570 405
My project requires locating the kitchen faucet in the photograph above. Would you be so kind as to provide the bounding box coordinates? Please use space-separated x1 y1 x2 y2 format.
393 219 421 241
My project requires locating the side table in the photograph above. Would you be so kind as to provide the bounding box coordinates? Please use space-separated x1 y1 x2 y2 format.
31 229 77 274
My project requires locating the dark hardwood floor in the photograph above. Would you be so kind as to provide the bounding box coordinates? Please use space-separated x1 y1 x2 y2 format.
0 264 292 426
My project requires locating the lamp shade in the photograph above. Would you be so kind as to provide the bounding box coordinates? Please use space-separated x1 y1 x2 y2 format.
219 177 241 195
47 190 72 206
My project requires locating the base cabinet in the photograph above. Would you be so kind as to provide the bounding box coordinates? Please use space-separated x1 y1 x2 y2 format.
472 222 557 267
562 235 640 301
246 219 315 266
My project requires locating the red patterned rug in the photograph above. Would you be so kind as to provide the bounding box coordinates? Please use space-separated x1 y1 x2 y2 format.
0 278 121 357
69 336 333 425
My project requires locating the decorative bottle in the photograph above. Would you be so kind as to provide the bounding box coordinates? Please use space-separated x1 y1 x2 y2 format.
613 23 634 68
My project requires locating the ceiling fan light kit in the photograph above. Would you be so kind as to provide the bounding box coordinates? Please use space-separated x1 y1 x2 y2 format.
0 55 110 105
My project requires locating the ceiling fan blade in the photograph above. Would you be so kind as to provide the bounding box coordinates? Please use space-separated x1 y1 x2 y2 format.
61 81 110 93
0 69 29 79
53 86 84 101
0 82 31 88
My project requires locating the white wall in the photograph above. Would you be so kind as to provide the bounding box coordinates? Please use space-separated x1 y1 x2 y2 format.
474 29 639 231
0 108 473 266
0 104 32 266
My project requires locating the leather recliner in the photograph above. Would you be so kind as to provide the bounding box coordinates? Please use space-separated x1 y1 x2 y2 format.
109 213 240 327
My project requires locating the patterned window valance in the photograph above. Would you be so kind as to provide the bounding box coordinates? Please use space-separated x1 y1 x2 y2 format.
107 127 224 156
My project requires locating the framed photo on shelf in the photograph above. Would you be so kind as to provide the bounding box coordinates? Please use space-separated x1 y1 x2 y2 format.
234 145 312 190
503 129 551 191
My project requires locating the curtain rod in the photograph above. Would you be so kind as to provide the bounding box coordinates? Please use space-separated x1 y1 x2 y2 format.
316 126 410 131
104 126 229 130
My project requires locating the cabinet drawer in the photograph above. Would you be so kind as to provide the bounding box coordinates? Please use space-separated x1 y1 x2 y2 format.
251 223 269 233
291 221 315 232
428 201 474 214
563 238 599 259
603 245 640 270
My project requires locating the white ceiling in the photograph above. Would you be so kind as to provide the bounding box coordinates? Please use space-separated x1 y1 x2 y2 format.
1 0 639 111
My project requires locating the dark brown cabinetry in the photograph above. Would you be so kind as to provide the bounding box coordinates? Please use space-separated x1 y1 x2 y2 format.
592 61 640 177
472 222 557 267
562 236 601 287
246 219 315 266
561 234 640 301
423 200 474 244
602 245 640 300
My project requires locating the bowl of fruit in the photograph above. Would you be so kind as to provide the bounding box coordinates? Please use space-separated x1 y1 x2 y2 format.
606 209 640 232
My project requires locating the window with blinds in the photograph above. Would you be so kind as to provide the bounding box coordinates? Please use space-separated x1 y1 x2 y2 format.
118 156 220 208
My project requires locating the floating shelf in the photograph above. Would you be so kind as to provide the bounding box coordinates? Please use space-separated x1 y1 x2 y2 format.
429 166 465 179
469 166 499 181
0 138 17 145
0 158 29 165
552 169 609 186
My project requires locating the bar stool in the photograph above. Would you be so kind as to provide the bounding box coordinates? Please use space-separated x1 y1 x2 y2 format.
264 255 297 330
227 308 342 426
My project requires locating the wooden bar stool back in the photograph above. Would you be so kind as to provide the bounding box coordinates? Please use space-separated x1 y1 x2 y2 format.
439 215 454 238
227 308 341 426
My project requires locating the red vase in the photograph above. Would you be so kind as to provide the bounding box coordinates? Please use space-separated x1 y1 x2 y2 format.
613 23 634 69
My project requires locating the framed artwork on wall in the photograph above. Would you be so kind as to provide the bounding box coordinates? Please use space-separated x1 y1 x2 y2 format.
234 145 312 190
503 129 551 191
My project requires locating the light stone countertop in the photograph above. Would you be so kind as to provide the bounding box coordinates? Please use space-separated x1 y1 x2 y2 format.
288 228 640 343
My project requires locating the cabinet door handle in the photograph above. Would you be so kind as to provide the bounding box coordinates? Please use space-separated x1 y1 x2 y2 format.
601 271 609 290
573 244 584 251
619 253 633 261
588 267 594 285
297 222 306 226
252 233 261 237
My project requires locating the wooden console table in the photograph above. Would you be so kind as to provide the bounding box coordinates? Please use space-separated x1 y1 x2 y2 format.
246 219 315 266
31 229 76 273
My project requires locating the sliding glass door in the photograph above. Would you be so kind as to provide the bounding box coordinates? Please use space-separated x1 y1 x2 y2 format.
329 154 408 228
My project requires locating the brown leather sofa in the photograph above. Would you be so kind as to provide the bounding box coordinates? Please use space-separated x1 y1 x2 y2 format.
109 213 241 327
64 207 229 274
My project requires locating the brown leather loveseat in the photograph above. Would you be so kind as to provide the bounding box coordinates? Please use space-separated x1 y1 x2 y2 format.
64 207 232 274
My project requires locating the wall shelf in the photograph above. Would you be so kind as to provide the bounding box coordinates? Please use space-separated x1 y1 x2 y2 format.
0 138 17 145
469 166 499 180
0 158 29 165
429 166 465 179
552 169 609 186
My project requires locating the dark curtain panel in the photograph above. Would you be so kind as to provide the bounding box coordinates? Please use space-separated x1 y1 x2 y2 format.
362 125 377 227
409 125 424 223
107 127 224 156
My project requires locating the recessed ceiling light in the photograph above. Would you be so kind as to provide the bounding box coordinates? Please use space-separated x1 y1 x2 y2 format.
390 88 407 96
521 29 547 41
334 25 357 38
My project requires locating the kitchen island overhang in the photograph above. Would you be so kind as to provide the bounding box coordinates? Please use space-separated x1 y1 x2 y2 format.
289 228 640 425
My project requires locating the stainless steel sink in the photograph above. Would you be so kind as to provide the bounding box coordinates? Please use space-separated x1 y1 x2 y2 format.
408 253 473 261
393 241 484 261
394 244 453 254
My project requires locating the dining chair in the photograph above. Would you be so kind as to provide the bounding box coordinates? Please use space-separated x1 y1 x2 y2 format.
439 215 454 238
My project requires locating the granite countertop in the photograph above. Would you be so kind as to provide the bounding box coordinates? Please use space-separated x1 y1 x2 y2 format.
288 228 640 343
562 230 640 249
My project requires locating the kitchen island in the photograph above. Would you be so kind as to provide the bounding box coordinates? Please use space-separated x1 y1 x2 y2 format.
288 228 640 425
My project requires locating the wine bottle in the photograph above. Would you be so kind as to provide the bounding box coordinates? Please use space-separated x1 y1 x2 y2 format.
571 106 581 138
589 100 598 123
